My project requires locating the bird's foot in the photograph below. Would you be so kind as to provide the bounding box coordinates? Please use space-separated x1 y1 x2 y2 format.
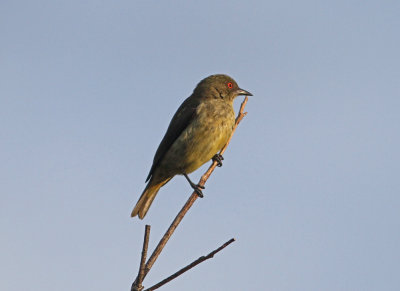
183 173 205 198
212 154 224 167
193 184 205 198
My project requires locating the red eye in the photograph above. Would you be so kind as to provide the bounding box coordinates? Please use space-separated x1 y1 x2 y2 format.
227 82 233 89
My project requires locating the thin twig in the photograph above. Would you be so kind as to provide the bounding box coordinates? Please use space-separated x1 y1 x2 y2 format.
131 225 151 291
133 96 249 285
143 194 197 277
143 238 235 291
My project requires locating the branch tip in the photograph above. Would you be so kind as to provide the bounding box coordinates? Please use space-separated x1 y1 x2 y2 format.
143 238 236 291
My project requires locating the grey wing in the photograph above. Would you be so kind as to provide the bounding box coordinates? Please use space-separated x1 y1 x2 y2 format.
145 96 199 182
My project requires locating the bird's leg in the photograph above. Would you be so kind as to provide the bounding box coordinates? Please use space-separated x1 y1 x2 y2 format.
212 153 224 167
183 173 205 198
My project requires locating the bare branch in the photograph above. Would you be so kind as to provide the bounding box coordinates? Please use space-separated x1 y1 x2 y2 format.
143 238 235 291
143 194 197 278
131 225 151 291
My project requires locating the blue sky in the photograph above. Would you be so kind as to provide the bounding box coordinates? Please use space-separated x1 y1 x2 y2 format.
1 1 399 290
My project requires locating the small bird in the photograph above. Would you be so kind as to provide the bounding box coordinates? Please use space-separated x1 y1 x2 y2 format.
131 74 252 219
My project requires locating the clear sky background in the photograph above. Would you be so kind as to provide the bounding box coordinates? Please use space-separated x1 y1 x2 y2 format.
1 1 399 290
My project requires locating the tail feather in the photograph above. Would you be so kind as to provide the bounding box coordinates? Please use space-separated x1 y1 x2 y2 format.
131 178 170 219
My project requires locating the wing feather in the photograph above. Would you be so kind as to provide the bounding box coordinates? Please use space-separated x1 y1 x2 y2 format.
145 96 200 182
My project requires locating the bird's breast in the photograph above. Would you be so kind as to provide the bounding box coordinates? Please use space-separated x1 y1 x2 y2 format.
158 99 235 176
182 100 235 171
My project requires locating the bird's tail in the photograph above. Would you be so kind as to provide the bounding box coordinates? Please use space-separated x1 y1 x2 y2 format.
131 178 170 219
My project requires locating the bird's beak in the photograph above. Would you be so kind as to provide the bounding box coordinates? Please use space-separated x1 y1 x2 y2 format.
236 88 253 96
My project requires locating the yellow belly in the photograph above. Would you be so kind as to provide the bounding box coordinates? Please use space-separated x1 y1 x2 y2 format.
157 99 235 176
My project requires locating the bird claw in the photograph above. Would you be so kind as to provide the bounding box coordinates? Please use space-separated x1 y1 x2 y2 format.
212 154 224 167
194 186 204 198
183 173 205 198
191 183 205 198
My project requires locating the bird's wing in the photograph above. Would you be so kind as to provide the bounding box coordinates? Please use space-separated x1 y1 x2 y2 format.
145 96 200 182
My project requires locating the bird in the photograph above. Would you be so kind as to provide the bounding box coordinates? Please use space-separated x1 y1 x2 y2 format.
131 74 252 219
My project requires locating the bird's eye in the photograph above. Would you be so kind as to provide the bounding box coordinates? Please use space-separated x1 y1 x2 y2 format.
227 82 233 89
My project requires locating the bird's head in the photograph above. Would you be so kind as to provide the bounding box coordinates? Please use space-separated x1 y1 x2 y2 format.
193 74 252 102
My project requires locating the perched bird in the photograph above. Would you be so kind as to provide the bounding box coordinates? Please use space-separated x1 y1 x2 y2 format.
131 74 252 219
